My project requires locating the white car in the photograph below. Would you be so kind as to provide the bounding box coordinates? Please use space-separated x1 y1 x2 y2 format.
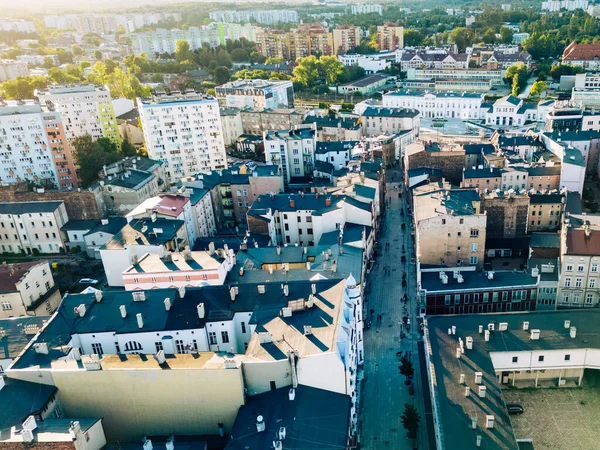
79 278 99 285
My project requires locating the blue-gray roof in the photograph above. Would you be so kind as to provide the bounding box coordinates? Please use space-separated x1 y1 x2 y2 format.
315 140 359 155
463 168 504 179
103 218 184 249
362 106 420 118
0 378 57 431
0 201 63 214
304 115 360 130
529 232 560 248
421 270 538 293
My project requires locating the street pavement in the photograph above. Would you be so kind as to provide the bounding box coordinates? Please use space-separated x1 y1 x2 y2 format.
359 169 430 450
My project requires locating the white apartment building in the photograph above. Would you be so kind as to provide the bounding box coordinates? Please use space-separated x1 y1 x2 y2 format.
557 222 600 308
406 67 505 85
137 92 228 184
571 72 600 107
383 90 484 120
209 10 298 25
0 20 36 33
485 96 553 128
337 54 391 73
219 108 243 146
0 201 68 255
542 0 588 11
399 52 470 72
35 85 121 148
132 24 259 56
0 60 28 82
122 249 234 290
0 261 61 318
44 13 181 33
215 79 294 110
263 126 316 188
360 106 421 136
350 4 383 14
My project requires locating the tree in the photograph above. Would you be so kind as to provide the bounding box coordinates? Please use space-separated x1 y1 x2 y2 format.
404 29 424 47
550 64 585 81
216 49 232 68
318 56 345 85
399 356 414 378
48 67 80 85
401 403 421 439
265 56 285 64
504 62 529 95
530 80 549 96
175 40 193 63
107 68 151 100
151 73 164 83
230 48 250 62
450 27 474 53
293 55 320 87
213 66 231 85
42 57 55 69
482 28 497 45
500 27 514 44
0 75 48 100
121 139 137 157
71 135 122 187
71 44 84 56
94 50 102 61
56 49 73 64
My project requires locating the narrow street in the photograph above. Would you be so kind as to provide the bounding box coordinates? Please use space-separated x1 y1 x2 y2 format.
359 169 431 450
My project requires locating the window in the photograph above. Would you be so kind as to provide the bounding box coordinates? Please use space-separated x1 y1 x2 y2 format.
586 294 594 304
306 217 312 223
25 282 29 289
155 342 163 352
470 256 478 265
124 341 142 351
565 354 571 361
512 356 518 363
91 343 104 355
575 278 582 288
502 291 508 301
209 332 217 345
590 279 596 288
493 292 498 302
564 277 571 287
573 294 581 304
441 219 446 225
1 302 12 310
483 293 489 303
241 322 247 333
592 263 598 273
221 331 230 343
445 295 451 305
470 243 478 252
578 264 585 272
185 275 190 282
464 294 470 304
470 229 479 237
566 265 573 272
176 340 185 353
538 355 544 362
474 293 479 303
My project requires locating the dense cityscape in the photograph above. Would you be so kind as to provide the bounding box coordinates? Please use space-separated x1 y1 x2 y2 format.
0 0 600 449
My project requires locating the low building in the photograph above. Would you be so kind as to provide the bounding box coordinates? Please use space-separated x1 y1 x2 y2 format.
424 309 600 450
399 52 470 72
404 142 466 186
92 169 159 215
528 257 559 310
215 79 294 110
361 106 420 137
264 126 316 189
0 59 28 81
82 218 128 259
562 41 600 70
485 96 552 128
0 201 68 255
315 141 361 171
332 73 395 96
220 107 244 146
99 217 188 287
122 249 234 291
383 90 484 120
225 385 352 450
0 261 61 319
337 54 391 73
406 67 505 85
420 267 539 315
240 108 306 135
413 183 487 270
528 193 564 232
303 115 362 141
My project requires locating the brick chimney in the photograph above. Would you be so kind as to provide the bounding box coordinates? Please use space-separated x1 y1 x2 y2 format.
289 197 295 208
325 197 332 207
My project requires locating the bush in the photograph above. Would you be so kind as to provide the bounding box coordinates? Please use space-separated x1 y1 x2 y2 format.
32 248 40 256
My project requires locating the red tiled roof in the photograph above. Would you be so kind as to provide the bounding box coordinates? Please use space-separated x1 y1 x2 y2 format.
153 195 189 217
562 42 600 61
566 229 600 255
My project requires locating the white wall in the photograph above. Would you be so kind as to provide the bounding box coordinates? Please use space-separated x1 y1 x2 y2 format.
100 245 164 287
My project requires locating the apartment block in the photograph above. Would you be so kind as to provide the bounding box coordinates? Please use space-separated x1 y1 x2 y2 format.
256 24 333 60
332 25 363 55
35 85 121 149
215 79 294 110
351 4 383 14
0 101 77 189
0 261 61 318
399 51 470 72
528 193 564 232
361 106 420 137
413 182 487 269
263 126 316 188
383 90 483 120
209 9 298 25
377 23 404 51
0 60 28 82
0 201 68 255
137 92 228 184
239 108 306 135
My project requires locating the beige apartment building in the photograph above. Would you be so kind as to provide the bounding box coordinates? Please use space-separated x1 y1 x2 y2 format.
377 23 404 51
332 25 362 55
413 182 487 269
528 193 564 233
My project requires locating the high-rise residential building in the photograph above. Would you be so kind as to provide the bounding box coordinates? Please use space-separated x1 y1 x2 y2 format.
332 25 363 55
256 24 333 60
131 23 260 56
350 4 383 15
542 0 588 11
43 13 182 33
377 23 404 51
0 101 78 189
0 60 28 82
137 92 228 184
215 79 294 110
209 10 298 25
35 85 121 149
0 19 36 33
263 126 316 188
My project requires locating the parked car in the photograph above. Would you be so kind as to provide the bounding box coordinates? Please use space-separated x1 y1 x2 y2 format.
506 403 524 415
79 278 99 285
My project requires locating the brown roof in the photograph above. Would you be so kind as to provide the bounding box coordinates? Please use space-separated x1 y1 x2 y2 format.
566 229 600 255
562 42 600 61
0 262 43 293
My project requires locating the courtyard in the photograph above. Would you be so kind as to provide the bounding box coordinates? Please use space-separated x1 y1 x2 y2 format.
504 371 600 450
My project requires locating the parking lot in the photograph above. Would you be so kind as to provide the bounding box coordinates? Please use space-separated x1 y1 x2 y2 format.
504 371 600 450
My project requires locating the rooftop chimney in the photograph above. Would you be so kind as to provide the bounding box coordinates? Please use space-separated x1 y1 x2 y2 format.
530 329 540 340
475 372 483 384
289 198 295 208
277 246 281 255
197 303 205 319
120 305 127 318
77 304 86 317
164 298 172 311
283 284 289 296
289 388 296 401
478 385 487 398
136 313 143 329
564 320 571 329
485 415 494 429
325 197 332 207
523 321 529 331
570 326 577 338
256 415 266 433
465 386 470 397
230 286 238 301
460 373 465 384
466 336 473 350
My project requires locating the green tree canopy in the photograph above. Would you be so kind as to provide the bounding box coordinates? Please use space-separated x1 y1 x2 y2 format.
72 135 122 187
530 80 549 96
293 55 320 87
71 44 84 56
0 75 48 100
175 40 193 63
213 66 231 85
401 403 421 439
500 27 514 44
450 27 475 53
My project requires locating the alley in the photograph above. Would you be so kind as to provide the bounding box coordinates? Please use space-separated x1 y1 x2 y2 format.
360 169 430 450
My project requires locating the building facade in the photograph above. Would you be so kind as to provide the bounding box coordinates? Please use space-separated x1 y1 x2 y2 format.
383 90 484 120
215 79 294 110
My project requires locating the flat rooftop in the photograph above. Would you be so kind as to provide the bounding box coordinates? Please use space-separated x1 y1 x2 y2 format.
124 251 224 274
